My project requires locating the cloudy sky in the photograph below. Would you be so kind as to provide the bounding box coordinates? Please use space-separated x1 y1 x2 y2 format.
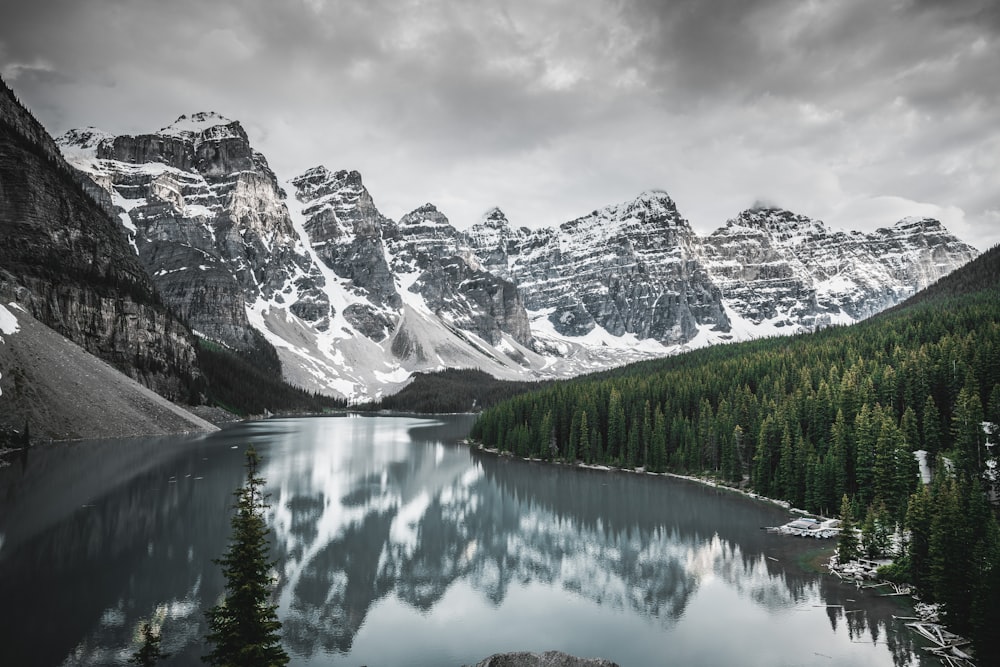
3 0 998 249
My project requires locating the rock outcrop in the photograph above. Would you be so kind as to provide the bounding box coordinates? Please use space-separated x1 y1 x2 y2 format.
0 77 201 402
473 191 731 344
471 652 619 667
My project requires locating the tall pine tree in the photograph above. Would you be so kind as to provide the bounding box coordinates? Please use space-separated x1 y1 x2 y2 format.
204 446 289 667
837 495 860 565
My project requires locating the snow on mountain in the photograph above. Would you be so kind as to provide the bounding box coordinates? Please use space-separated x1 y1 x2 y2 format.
470 190 730 343
700 206 979 331
57 113 316 351
158 111 239 140
57 115 979 402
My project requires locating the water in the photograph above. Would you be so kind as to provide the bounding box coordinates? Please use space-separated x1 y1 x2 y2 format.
0 415 930 666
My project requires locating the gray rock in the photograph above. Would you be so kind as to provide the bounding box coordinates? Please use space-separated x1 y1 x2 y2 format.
470 651 619 667
291 166 401 311
700 206 980 328
60 111 317 352
484 190 730 346
0 80 201 401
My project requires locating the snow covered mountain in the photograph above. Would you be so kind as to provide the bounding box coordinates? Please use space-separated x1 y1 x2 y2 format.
57 115 979 402
700 206 979 332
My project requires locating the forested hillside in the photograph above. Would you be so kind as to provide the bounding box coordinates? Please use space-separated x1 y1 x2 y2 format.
195 333 346 416
470 245 1000 662
362 368 549 413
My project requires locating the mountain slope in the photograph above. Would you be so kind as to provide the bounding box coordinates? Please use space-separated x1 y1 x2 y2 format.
0 77 202 402
0 302 216 440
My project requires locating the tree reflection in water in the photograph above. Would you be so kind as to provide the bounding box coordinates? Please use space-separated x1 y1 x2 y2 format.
0 416 928 666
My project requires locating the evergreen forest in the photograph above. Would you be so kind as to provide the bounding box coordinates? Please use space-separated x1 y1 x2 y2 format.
470 245 1000 662
195 331 347 416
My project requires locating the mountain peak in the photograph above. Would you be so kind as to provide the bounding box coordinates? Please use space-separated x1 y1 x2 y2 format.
892 216 945 232
158 111 238 138
410 203 440 216
480 206 510 228
333 169 364 187
635 189 674 203
55 127 114 158
726 206 827 241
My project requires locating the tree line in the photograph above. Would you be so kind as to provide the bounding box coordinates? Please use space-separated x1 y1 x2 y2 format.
470 247 1000 661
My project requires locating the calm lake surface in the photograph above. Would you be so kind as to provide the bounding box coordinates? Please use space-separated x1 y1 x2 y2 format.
0 415 931 666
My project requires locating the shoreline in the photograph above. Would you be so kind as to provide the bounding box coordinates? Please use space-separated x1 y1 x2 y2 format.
465 439 812 515
468 439 976 665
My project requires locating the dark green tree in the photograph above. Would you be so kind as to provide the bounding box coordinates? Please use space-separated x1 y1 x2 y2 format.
860 499 891 558
129 622 169 666
204 446 289 667
837 494 860 565
951 383 984 480
904 485 934 590
921 395 943 459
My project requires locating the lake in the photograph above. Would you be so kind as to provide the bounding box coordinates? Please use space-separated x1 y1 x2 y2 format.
0 414 931 666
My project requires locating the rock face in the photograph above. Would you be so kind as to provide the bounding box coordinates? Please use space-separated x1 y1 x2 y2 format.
699 207 980 330
386 203 532 348
0 77 201 402
470 191 730 343
58 111 316 352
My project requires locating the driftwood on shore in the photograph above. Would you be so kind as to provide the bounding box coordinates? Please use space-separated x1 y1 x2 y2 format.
906 622 975 667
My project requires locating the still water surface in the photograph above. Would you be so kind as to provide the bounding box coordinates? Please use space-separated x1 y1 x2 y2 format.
0 415 930 666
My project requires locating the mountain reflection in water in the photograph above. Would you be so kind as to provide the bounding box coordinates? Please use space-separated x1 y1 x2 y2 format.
0 415 927 666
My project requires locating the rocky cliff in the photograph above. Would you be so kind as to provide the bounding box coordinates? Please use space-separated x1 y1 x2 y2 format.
58 112 318 352
470 191 730 344
0 77 201 403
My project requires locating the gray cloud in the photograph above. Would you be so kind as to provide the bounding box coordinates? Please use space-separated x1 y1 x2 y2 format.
2 0 998 249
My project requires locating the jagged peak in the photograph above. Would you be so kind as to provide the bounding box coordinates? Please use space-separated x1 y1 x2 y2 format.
634 189 675 204
293 165 333 183
892 216 945 231
158 111 239 139
406 203 441 217
399 203 455 230
294 165 365 188
56 126 113 147
477 206 510 228
333 169 364 186
872 216 962 243
55 127 114 158
722 206 827 240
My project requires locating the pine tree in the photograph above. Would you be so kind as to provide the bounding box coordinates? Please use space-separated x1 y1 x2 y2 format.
903 485 932 591
204 446 289 667
922 395 943 459
129 622 169 666
860 499 891 558
837 494 860 565
951 383 984 480
607 389 626 464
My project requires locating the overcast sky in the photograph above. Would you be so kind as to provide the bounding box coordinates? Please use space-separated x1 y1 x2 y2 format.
3 0 998 249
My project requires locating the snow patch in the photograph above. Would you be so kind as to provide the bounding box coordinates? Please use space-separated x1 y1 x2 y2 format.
0 303 19 337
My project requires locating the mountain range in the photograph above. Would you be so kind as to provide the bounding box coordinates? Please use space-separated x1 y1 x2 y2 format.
1 78 979 416
53 111 977 401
